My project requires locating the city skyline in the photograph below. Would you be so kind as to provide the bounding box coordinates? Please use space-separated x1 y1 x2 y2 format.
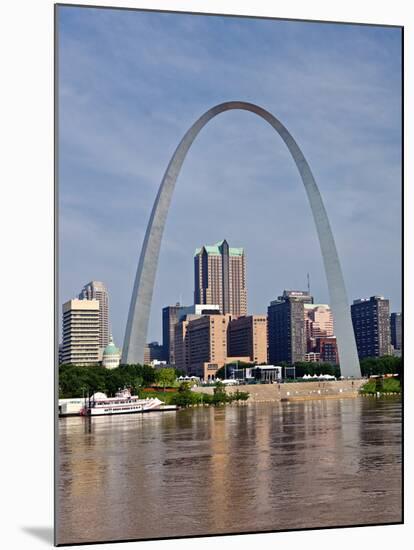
60 241 402 357
59 8 401 347
61 266 400 363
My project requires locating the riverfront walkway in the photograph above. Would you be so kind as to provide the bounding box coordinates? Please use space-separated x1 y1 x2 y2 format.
193 379 366 403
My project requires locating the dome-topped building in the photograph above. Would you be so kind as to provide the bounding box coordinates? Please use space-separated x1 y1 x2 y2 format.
102 335 121 369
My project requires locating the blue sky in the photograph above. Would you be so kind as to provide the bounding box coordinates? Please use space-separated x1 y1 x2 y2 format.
58 6 402 347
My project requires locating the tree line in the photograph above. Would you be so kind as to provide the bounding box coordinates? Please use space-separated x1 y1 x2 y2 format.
288 356 402 379
59 363 180 398
59 356 402 398
216 356 402 381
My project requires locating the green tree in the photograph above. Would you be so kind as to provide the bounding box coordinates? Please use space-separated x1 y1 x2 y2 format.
131 376 143 395
140 364 157 386
212 380 228 405
98 368 121 396
178 381 192 393
156 368 177 391
360 377 401 395
170 381 198 407
359 356 402 377
229 389 249 402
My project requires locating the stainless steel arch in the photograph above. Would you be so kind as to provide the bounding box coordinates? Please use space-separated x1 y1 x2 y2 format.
122 101 360 377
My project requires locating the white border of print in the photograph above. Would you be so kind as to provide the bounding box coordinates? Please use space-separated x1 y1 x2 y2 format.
1 1 411 549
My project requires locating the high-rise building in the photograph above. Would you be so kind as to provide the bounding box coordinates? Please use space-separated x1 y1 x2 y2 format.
351 296 391 359
315 336 339 364
228 315 268 364
175 313 266 375
177 314 250 379
304 303 334 342
143 341 164 365
162 304 187 364
61 299 100 365
174 314 202 373
303 302 339 363
194 239 247 316
79 281 110 350
187 315 232 379
390 312 402 351
268 290 313 364
162 303 220 365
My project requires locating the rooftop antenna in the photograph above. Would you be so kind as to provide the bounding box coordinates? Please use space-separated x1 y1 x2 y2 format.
307 272 310 295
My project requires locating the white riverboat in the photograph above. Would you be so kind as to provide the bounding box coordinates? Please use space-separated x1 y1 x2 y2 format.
79 389 176 416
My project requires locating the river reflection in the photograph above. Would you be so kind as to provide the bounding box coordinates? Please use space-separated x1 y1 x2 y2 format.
57 398 402 545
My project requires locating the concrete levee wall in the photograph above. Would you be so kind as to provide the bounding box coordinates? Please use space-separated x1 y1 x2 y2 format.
193 379 366 403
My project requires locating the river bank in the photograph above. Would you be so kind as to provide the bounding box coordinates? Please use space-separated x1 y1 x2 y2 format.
193 379 367 403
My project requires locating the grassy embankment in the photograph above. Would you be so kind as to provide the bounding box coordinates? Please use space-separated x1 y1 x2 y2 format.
359 378 401 395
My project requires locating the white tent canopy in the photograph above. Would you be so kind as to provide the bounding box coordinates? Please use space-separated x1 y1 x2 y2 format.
302 373 336 380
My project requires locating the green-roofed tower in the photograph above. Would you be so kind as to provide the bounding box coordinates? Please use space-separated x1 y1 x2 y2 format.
194 239 247 316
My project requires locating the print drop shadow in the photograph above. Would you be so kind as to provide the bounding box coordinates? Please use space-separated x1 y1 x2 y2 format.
21 526 54 544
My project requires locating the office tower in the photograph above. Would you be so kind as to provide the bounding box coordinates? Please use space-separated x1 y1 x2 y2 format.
162 304 188 364
390 312 402 351
304 303 334 342
228 315 268 364
79 281 110 350
351 296 391 359
315 336 339 364
162 303 220 365
178 314 250 380
174 314 202 373
194 239 247 316
143 341 164 365
267 290 313 364
174 318 190 373
61 299 100 365
186 315 232 379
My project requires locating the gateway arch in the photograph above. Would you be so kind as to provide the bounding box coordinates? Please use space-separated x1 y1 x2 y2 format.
122 101 361 378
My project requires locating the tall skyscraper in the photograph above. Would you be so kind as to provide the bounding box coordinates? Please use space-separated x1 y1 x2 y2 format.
390 312 402 351
194 239 247 316
304 303 334 341
351 296 391 359
268 290 313 364
162 303 220 365
162 303 187 364
79 281 110 350
61 299 100 365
